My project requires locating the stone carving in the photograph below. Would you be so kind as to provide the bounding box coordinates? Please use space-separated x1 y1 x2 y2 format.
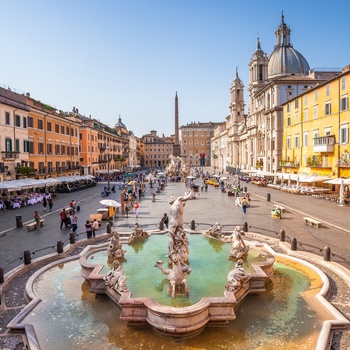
104 259 129 293
107 231 125 261
228 226 249 259
167 190 194 262
154 253 191 298
165 155 190 180
205 222 225 240
225 259 251 292
128 223 150 244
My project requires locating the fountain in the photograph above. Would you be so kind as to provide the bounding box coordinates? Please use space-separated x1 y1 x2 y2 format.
4 190 350 349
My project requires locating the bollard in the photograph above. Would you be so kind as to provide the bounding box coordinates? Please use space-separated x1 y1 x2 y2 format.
291 237 297 251
324 246 331 261
106 222 111 234
57 240 64 254
0 267 4 284
23 250 31 265
159 220 164 231
243 221 248 232
191 220 196 230
267 193 271 201
69 232 76 244
279 229 285 242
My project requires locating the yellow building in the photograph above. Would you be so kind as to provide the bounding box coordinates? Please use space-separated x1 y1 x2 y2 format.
282 65 350 178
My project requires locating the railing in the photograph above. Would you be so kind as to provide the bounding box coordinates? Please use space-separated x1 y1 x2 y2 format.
1 151 19 159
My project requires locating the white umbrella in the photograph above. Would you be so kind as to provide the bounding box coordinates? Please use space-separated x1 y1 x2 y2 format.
324 178 350 185
100 199 121 207
186 176 196 179
288 174 291 187
219 177 227 181
212 174 220 178
339 180 345 206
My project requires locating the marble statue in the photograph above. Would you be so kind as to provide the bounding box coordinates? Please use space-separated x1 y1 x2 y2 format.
107 231 125 261
154 253 191 298
104 259 129 293
128 223 150 244
228 226 249 259
205 222 225 240
167 190 194 262
225 259 250 292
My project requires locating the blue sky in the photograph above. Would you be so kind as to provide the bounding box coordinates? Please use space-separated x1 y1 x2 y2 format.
1 0 350 137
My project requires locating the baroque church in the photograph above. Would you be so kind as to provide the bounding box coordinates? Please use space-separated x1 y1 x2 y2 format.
212 14 340 173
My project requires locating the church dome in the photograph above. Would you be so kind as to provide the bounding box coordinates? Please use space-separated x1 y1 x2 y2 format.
268 14 310 78
115 116 127 129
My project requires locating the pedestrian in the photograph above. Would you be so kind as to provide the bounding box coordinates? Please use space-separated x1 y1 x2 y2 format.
124 202 129 218
60 209 67 229
42 196 47 212
70 212 78 234
152 193 155 202
92 219 99 237
162 213 169 228
34 210 41 230
134 201 139 218
205 182 208 192
85 220 92 239
242 198 248 214
48 197 53 212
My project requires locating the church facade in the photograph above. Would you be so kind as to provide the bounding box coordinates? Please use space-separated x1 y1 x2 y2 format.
212 14 341 174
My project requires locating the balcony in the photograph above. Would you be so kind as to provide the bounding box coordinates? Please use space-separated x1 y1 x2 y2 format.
279 161 300 168
313 135 335 153
1 151 19 160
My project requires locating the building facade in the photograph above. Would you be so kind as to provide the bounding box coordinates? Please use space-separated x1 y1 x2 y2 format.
180 122 219 167
282 65 350 178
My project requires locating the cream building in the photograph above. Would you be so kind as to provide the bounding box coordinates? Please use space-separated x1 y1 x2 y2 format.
219 14 341 174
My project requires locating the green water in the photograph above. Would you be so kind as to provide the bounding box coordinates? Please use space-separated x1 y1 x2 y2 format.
22 235 323 350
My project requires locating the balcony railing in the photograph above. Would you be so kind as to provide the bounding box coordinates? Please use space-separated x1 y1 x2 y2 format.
313 135 335 153
1 151 19 159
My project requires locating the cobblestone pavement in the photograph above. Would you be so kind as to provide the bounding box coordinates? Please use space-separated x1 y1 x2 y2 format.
1 176 350 349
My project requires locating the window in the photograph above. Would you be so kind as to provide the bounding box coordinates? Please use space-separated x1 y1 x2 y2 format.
295 112 299 123
47 121 52 131
5 112 10 125
38 119 43 129
55 124 59 133
341 96 348 111
66 127 69 135
23 117 27 128
304 109 308 121
47 144 52 154
313 130 319 140
15 115 21 127
325 101 331 115
303 95 308 106
341 76 346 90
295 134 300 148
286 136 291 149
38 143 44 154
55 144 60 155
304 132 309 147
325 127 331 136
61 145 66 154
314 90 318 102
61 126 65 134
294 99 299 109
23 140 30 152
340 124 349 144
287 103 291 112
15 139 20 152
29 141 34 153
286 116 291 126
314 106 318 119
326 84 330 97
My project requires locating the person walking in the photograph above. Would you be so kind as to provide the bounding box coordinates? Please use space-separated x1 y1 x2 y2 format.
92 219 99 237
60 209 67 229
48 197 53 212
134 201 139 218
85 220 92 239
42 196 47 212
241 198 248 214
151 193 156 202
34 211 41 230
70 212 78 234
124 202 129 218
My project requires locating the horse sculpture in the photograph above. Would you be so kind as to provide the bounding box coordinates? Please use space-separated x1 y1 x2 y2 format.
154 253 191 298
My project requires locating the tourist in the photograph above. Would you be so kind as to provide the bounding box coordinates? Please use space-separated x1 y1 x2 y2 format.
34 211 41 230
162 213 169 228
124 202 129 218
134 201 139 218
152 193 156 202
241 198 248 214
60 209 67 229
85 220 92 239
48 197 53 212
42 196 47 212
70 212 78 234
92 219 99 237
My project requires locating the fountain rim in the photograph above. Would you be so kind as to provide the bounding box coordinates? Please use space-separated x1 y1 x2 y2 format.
3 231 350 349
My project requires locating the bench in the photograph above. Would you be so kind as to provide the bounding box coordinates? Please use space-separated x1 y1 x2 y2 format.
303 217 322 228
26 219 45 231
273 205 286 213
